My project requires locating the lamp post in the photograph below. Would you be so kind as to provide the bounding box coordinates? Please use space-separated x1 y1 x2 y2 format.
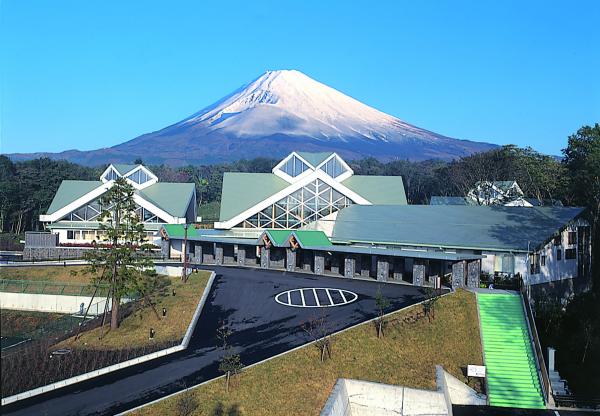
182 224 189 282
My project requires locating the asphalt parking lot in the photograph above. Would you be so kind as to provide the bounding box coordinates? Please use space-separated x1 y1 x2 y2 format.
3 266 431 416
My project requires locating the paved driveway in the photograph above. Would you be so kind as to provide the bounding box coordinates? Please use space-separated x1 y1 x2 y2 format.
3 266 431 416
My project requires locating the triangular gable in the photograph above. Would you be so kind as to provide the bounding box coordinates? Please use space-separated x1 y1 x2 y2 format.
258 230 292 247
290 230 332 248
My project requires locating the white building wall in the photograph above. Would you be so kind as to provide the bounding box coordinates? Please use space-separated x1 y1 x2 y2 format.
529 226 578 285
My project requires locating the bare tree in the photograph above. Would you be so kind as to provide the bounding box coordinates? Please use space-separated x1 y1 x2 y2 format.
422 287 441 322
217 324 243 392
176 389 199 416
301 314 333 363
374 286 390 338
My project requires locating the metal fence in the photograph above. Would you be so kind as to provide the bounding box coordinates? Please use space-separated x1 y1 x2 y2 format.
0 279 110 297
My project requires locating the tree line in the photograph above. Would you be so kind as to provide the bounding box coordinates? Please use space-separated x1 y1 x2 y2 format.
2 124 598 253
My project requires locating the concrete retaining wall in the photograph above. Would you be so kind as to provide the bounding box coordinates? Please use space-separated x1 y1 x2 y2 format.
0 292 113 315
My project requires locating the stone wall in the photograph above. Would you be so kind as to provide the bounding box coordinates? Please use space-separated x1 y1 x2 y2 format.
452 261 466 289
344 255 355 278
286 249 296 272
377 257 389 282
23 247 88 261
314 251 325 275
413 263 425 286
467 260 481 288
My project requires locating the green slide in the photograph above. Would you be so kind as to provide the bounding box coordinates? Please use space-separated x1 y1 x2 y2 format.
477 293 546 409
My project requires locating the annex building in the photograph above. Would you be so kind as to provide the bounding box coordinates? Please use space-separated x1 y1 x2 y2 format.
40 164 197 244
161 152 592 291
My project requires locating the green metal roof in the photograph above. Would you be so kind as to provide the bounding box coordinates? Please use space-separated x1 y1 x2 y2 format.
264 230 292 246
219 173 289 222
332 205 585 252
296 152 335 167
46 180 194 218
47 181 103 215
112 164 139 175
218 172 408 222
292 230 332 247
138 182 195 218
342 175 407 204
429 196 474 206
161 224 201 238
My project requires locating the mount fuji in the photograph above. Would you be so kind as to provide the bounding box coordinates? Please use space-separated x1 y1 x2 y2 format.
9 70 496 165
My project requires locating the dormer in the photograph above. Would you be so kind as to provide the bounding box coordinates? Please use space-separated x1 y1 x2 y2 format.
100 164 158 189
272 152 353 183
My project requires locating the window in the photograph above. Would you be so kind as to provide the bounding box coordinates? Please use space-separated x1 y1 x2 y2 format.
565 249 576 260
126 169 151 185
280 155 309 177
67 230 74 240
541 256 546 266
103 168 119 181
530 254 540 274
319 156 347 178
557 249 562 260
235 179 354 229
553 235 561 246
568 232 577 245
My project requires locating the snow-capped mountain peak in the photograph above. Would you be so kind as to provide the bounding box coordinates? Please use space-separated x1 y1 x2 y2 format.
179 69 420 142
9 69 496 165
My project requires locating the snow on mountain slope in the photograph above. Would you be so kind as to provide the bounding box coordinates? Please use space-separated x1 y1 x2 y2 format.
174 69 441 143
8 70 497 166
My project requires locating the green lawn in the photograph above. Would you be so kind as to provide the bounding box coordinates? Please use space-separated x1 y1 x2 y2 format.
134 289 483 416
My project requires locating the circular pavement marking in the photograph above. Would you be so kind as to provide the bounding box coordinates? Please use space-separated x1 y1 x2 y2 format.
275 288 358 308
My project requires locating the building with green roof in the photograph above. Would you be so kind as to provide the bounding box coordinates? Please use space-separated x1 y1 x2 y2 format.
160 151 591 291
216 151 407 229
40 164 196 245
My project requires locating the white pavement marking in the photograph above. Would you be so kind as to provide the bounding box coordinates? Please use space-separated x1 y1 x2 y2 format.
339 289 347 303
313 288 320 306
287 291 290 305
299 289 306 306
554 411 560 416
325 288 334 306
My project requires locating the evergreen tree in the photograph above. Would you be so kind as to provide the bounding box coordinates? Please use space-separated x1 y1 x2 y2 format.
83 177 156 329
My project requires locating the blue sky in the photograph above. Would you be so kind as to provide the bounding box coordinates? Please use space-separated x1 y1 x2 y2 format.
1 1 599 156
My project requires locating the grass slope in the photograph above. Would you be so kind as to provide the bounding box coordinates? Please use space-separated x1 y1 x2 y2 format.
59 271 211 350
134 289 482 416
0 266 92 284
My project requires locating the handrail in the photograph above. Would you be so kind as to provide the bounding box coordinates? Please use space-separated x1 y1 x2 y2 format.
519 279 552 405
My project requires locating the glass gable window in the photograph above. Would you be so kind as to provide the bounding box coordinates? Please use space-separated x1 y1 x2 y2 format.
134 205 165 223
103 168 120 181
62 198 165 223
126 169 151 185
320 156 347 178
235 179 354 229
280 155 309 177
66 200 105 221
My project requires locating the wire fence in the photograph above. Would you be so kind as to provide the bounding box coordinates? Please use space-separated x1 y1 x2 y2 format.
0 279 110 297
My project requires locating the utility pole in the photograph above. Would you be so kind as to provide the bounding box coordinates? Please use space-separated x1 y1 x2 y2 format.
182 223 189 282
